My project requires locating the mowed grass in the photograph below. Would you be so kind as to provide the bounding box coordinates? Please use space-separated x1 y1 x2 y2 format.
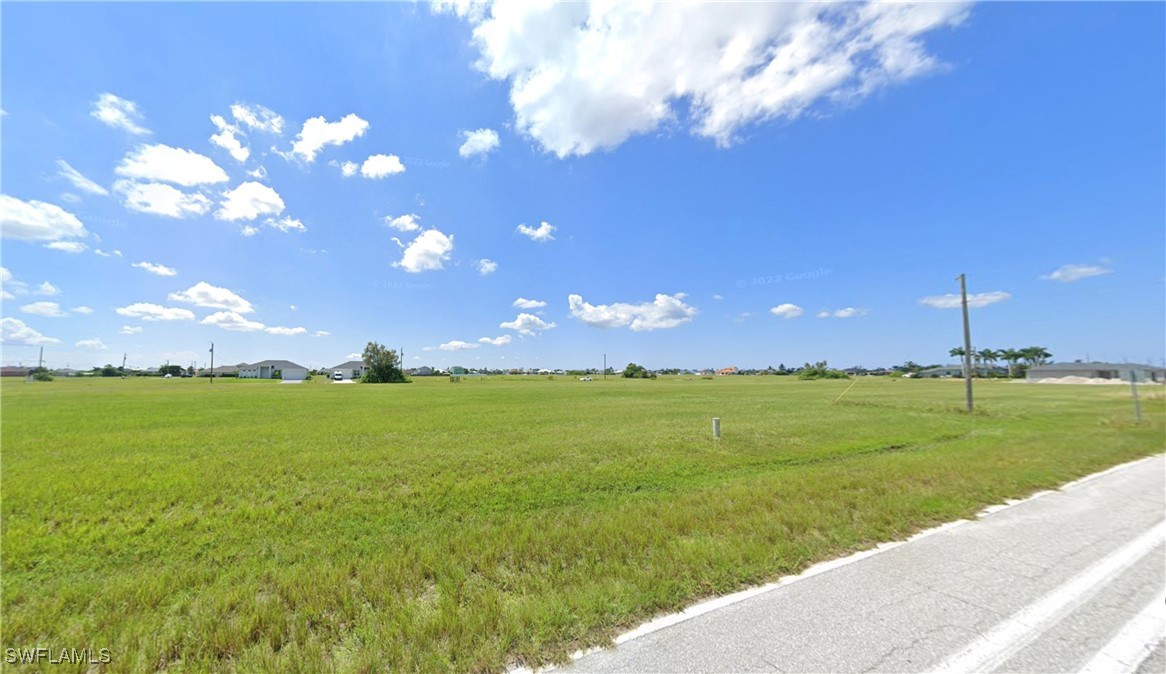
2 376 1163 672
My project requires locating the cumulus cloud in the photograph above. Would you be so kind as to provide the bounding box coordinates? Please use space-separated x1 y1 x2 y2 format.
265 326 307 336
516 221 555 242
21 301 67 317
210 114 249 162
393 229 454 273
76 338 108 350
500 312 556 336
361 154 406 178
169 281 254 313
479 334 513 346
94 249 123 258
917 292 1010 310
513 297 547 309
443 2 968 156
201 311 265 332
114 181 211 218
120 325 143 335
265 216 306 233
289 113 369 162
115 144 229 186
313 331 330 337
231 103 284 134
215 181 285 221
1 267 27 298
332 160 359 177
44 241 89 253
0 195 88 241
459 128 501 158
56 160 109 196
567 292 697 331
1 317 60 345
770 303 804 319
1040 264 1113 283
438 340 479 351
476 258 498 275
91 93 149 135
35 282 60 296
241 225 259 237
133 261 177 276
116 303 195 321
247 166 268 180
815 307 867 318
386 214 422 232
71 306 94 315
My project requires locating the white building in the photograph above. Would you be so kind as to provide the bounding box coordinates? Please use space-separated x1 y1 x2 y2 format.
237 359 308 381
329 360 366 381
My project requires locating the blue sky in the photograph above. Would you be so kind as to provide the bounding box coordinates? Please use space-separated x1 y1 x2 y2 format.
2 2 1163 371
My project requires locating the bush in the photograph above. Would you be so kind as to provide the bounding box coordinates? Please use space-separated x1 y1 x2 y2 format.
31 368 53 382
797 361 850 380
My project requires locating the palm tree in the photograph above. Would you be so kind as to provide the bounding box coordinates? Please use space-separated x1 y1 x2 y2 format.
1021 346 1052 366
949 347 966 359
1000 348 1023 378
979 348 1000 373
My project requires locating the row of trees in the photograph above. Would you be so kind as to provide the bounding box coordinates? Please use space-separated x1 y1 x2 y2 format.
948 346 1052 377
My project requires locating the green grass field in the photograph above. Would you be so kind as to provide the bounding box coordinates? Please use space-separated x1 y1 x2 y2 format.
2 376 1163 672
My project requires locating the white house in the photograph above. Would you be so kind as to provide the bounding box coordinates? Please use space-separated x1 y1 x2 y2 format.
329 360 366 381
238 359 308 381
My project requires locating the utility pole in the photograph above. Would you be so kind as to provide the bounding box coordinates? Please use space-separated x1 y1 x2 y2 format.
603 353 607 380
38 346 43 370
958 274 974 413
209 342 215 384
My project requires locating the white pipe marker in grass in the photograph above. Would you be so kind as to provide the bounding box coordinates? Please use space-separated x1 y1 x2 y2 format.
712 417 721 439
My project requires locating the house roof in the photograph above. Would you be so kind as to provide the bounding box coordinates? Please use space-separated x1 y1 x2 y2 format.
243 359 308 370
329 360 364 370
1029 362 1165 372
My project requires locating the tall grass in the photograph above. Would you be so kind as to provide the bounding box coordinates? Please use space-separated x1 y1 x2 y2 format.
2 376 1162 672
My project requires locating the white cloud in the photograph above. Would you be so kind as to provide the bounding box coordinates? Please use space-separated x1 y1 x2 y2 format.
265 216 306 233
1 267 26 298
479 335 513 346
56 160 109 196
35 282 60 296
332 160 359 177
201 311 265 332
516 221 555 242
1 318 60 345
1041 264 1113 283
241 225 259 237
346 352 361 360
120 325 143 335
459 128 501 158
231 103 284 134
247 166 268 180
114 181 211 218
361 154 406 178
816 307 868 318
386 214 422 232
1 291 12 301
91 93 149 135
313 331 330 337
75 338 108 350
712 294 724 301
0 195 88 241
115 144 229 186
513 297 547 309
289 113 369 162
210 114 249 162
215 181 285 221
393 229 454 273
132 261 178 277
60 193 81 204
116 303 195 321
20 301 67 317
44 241 89 254
94 249 122 258
770 303 804 319
567 292 697 331
438 340 479 351
500 312 556 336
71 306 94 315
169 281 255 313
447 3 967 157
476 258 498 275
265 326 307 336
918 292 1010 310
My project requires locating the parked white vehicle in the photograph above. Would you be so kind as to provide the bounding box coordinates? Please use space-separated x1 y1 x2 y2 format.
333 371 344 381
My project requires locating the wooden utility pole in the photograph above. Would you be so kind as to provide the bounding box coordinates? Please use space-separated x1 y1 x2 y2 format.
958 274 974 413
209 342 215 384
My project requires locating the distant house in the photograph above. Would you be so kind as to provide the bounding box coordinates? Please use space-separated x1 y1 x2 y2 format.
414 366 434 376
716 367 738 376
917 365 966 378
238 360 308 381
198 364 242 378
1 366 30 377
329 360 366 381
1027 362 1165 383
53 368 79 377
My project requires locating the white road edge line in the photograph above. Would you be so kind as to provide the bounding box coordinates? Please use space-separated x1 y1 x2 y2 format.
932 521 1166 674
508 454 1162 674
1078 589 1166 674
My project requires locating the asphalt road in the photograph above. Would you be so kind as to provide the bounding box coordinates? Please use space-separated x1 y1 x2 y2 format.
555 455 1166 673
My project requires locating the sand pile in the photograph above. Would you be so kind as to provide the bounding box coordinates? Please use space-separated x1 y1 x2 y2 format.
1024 376 1150 385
